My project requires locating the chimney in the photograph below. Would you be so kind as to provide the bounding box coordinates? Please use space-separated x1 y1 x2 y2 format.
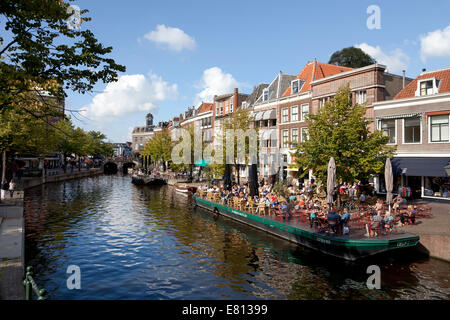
402 70 406 88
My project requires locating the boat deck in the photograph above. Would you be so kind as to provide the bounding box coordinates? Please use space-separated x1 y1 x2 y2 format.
195 196 418 242
261 213 412 242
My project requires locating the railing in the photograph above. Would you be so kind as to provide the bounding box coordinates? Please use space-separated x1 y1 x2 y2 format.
23 266 48 300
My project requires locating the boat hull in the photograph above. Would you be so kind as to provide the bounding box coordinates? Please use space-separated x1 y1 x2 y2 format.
193 196 419 261
131 175 166 186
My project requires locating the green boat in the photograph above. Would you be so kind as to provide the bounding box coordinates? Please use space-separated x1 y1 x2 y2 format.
193 195 420 261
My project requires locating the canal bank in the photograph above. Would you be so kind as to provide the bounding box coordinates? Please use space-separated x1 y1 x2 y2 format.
401 201 450 262
0 168 103 300
18 167 103 190
0 193 24 299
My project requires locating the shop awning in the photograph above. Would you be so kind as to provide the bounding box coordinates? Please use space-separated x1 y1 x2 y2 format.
254 111 264 121
260 129 277 140
391 157 450 177
262 109 277 120
376 113 423 120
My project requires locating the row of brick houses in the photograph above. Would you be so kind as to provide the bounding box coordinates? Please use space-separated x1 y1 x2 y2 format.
131 61 450 201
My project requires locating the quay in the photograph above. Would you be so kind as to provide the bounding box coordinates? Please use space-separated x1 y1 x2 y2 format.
0 168 103 300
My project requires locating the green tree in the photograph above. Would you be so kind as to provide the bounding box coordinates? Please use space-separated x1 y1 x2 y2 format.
0 0 125 115
328 47 376 68
292 85 396 185
221 108 256 184
142 128 172 171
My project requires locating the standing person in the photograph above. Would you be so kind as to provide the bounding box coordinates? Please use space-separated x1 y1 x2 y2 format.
9 179 15 198
1 179 8 200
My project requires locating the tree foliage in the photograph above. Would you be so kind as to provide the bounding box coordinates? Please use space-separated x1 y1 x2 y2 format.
292 85 396 185
142 128 172 170
0 0 125 115
328 47 376 68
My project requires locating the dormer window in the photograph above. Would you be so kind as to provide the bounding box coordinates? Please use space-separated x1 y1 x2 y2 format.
291 79 299 94
416 78 441 97
420 80 433 96
263 88 269 102
242 101 247 109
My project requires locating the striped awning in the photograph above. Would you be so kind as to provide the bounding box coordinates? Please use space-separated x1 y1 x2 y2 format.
260 129 277 140
254 111 264 121
262 109 277 120
376 113 423 120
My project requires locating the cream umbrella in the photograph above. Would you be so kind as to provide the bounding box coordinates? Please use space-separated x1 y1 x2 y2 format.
327 157 336 205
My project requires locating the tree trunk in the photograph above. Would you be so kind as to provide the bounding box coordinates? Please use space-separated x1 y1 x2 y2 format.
63 154 67 173
236 164 240 185
1 150 6 184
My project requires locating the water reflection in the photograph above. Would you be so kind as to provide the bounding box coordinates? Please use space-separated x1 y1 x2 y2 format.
24 175 450 300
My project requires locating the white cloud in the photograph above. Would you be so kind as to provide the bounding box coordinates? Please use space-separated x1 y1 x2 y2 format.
355 43 409 73
419 24 450 62
80 73 178 122
143 24 196 51
194 67 241 105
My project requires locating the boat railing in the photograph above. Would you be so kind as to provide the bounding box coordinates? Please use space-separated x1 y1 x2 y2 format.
194 190 431 236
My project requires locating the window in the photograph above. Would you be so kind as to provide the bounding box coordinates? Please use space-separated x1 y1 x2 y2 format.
282 130 289 148
357 90 367 104
241 101 247 109
420 80 433 96
301 128 309 142
319 98 326 108
216 102 220 114
282 154 288 163
291 106 298 121
404 117 421 143
270 119 277 127
291 128 299 144
230 100 233 113
262 120 268 127
291 80 299 94
263 89 269 101
380 119 396 144
430 115 449 142
301 104 309 121
282 108 289 123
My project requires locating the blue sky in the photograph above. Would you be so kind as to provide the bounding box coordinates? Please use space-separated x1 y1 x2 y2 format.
67 0 450 142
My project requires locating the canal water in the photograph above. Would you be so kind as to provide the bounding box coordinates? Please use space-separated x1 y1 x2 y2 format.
24 175 449 300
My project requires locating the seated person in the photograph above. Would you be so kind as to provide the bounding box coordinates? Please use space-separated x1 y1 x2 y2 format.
340 208 351 226
309 209 318 229
359 192 366 203
326 206 341 233
384 212 394 232
365 211 384 237
398 209 408 226
280 201 289 219
289 194 297 202
407 205 416 224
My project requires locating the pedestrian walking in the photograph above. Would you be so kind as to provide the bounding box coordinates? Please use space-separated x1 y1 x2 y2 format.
9 179 15 198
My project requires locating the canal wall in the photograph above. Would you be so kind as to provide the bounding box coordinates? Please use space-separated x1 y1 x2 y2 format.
19 168 103 190
0 195 25 299
401 201 450 262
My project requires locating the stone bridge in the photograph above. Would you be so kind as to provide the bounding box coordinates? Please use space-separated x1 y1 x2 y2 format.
104 158 137 174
